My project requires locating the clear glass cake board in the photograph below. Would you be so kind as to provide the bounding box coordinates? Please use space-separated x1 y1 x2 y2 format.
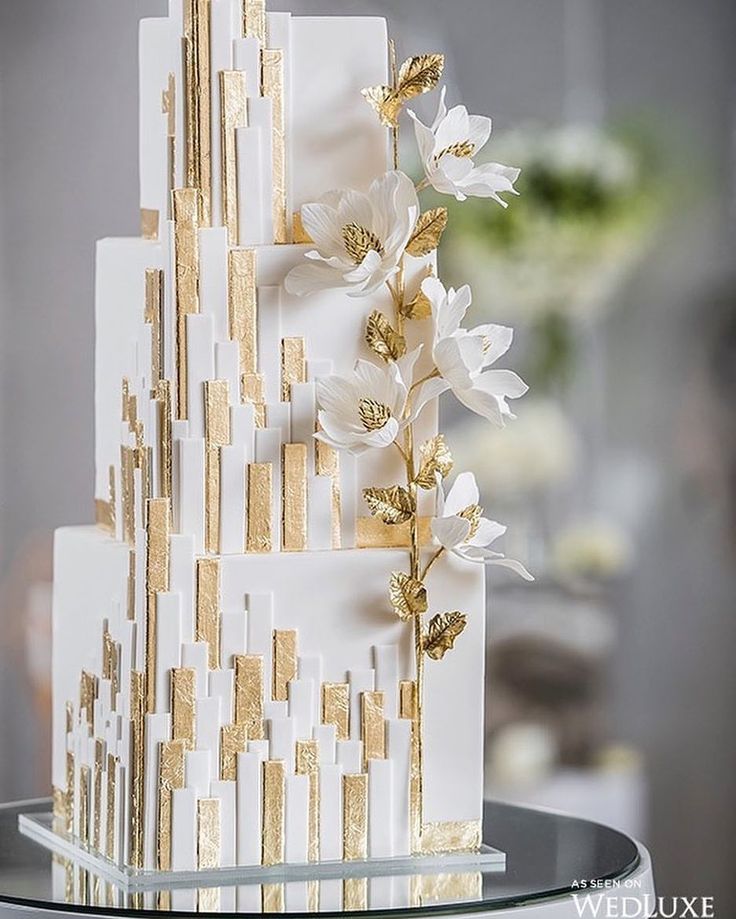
18 811 506 892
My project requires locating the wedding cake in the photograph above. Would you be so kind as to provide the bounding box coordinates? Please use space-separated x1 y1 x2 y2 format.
47 0 529 887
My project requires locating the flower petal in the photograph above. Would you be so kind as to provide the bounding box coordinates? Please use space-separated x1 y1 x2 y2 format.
300 202 344 253
469 323 514 366
407 377 451 425
453 384 505 426
474 368 529 400
444 471 479 517
431 85 449 133
434 104 471 152
432 515 472 550
467 114 492 152
470 517 507 548
284 260 352 297
461 550 535 581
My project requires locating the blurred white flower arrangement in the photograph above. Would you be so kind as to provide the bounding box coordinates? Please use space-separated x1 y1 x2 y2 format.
551 520 634 583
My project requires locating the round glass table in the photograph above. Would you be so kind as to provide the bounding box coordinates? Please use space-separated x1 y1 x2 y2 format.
0 799 653 917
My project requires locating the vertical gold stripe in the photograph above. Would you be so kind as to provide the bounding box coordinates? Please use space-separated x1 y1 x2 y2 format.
173 188 200 420
242 372 266 428
79 765 90 847
315 439 341 549
262 761 286 866
272 630 297 702
342 774 368 861
121 446 136 546
262 885 285 914
229 249 258 376
163 71 176 138
108 464 116 534
243 0 266 42
141 208 159 241
122 378 130 422
146 498 171 713
204 379 230 554
183 0 212 225
102 628 114 681
127 549 136 621
420 821 483 855
80 671 97 727
156 380 173 501
197 798 221 868
196 557 220 670
220 71 248 245
280 338 306 402
322 683 350 742
262 50 288 244
361 691 386 769
344 879 368 912
65 751 75 836
400 679 421 853
399 680 417 720
295 740 320 863
105 754 116 861
282 444 307 553
220 723 248 781
158 741 185 870
129 671 146 868
292 211 312 244
247 463 273 553
171 668 196 750
145 268 164 386
92 740 103 852
234 655 265 740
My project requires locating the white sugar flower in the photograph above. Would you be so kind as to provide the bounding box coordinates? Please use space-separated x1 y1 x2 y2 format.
409 88 520 205
315 357 414 456
414 277 528 426
285 171 419 298
432 472 533 579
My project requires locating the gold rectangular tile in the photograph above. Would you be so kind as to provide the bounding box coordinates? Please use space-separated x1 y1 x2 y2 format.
183 0 212 226
262 884 285 914
280 338 306 402
229 249 258 376
399 680 417 720
282 444 307 553
234 655 265 740
156 380 173 501
262 760 285 866
272 630 297 702
295 740 320 863
204 379 231 447
80 671 97 728
220 723 248 781
129 671 146 868
145 268 164 386
356 516 434 549
342 774 368 861
173 188 200 420
322 683 349 741
420 821 482 855
196 558 220 670
315 439 341 549
79 765 90 847
292 211 312 244
171 667 196 750
127 549 136 621
205 446 221 555
197 798 221 869
361 691 386 768
344 878 368 912
121 446 136 546
399 680 421 854
146 498 171 713
262 50 288 244
92 740 104 853
158 741 185 870
243 0 266 43
220 71 248 245
105 754 116 861
242 372 266 428
247 463 273 553
141 208 159 241
163 71 176 138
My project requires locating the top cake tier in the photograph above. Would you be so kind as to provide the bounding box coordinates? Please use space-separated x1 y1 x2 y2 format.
94 0 438 555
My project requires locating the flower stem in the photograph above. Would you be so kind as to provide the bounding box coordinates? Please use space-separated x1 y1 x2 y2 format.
421 547 445 581
389 40 400 171
416 178 431 193
409 368 441 395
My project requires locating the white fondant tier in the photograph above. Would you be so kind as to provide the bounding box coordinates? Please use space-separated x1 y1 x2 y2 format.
52 526 485 870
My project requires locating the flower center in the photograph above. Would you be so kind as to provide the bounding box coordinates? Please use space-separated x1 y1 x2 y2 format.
359 399 392 432
458 504 482 539
435 141 476 164
342 223 385 265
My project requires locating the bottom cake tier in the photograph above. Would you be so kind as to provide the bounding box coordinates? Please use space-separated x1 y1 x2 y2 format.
50 525 486 873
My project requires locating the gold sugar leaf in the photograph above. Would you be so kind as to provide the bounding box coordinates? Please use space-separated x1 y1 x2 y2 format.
407 208 448 258
416 435 454 490
361 85 404 128
363 485 415 525
401 287 433 320
359 399 392 432
458 504 482 540
396 53 446 102
389 571 428 621
342 223 385 264
366 310 406 363
424 612 468 661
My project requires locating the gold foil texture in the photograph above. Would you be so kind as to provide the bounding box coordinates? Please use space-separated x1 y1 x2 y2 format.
247 463 273 552
342 774 368 861
282 444 307 552
272 630 297 702
322 683 350 741
262 760 286 866
295 740 320 862
173 188 200 420
158 740 185 870
220 71 248 245
234 655 265 740
229 249 258 375
261 50 288 244
196 558 221 669
171 667 197 750
361 690 386 768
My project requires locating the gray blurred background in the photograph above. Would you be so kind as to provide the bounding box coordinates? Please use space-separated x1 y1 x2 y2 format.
1 0 735 910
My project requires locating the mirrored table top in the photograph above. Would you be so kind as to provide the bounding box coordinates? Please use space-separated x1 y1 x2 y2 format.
0 799 640 916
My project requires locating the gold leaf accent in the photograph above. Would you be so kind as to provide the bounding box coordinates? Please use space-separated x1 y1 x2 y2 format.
397 53 445 101
416 435 454 490
358 399 392 432
458 504 482 540
342 223 385 264
363 485 414 525
389 572 428 621
424 612 468 661
366 310 406 363
436 141 475 163
406 207 448 258
401 286 433 321
361 53 445 128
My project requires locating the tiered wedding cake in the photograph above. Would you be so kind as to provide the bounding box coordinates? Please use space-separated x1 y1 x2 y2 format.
47 0 528 891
